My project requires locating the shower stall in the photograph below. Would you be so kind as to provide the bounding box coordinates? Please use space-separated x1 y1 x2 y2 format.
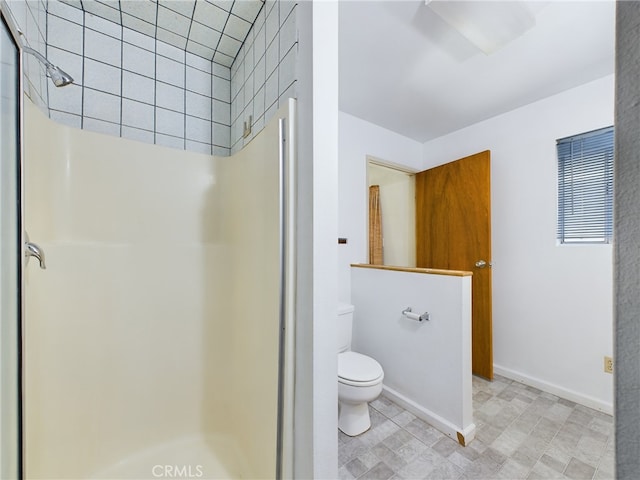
1 5 296 479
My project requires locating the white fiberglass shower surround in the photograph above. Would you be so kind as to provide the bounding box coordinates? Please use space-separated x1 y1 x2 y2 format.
0 5 296 479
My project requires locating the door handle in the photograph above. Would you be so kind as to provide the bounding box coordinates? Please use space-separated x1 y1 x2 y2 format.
25 241 46 269
475 260 490 268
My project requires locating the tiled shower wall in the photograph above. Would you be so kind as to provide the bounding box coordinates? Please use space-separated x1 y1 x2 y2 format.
45 0 230 156
5 0 48 109
230 0 297 153
6 0 297 157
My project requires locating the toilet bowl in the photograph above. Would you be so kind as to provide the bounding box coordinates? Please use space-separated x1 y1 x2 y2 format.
338 351 384 436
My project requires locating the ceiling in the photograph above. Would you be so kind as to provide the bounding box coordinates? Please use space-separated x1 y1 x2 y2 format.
338 0 616 143
60 0 264 67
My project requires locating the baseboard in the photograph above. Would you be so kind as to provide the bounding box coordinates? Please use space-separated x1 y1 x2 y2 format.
382 385 476 446
493 364 613 415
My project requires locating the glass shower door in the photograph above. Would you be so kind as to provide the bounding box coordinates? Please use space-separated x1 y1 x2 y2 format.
0 11 22 480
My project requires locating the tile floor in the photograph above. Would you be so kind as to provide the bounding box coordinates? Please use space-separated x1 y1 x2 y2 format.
338 375 614 480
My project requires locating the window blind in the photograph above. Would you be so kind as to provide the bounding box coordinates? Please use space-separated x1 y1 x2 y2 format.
557 126 614 244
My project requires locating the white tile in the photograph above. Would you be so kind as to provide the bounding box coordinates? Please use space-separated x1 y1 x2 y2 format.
157 28 188 51
246 43 255 74
82 116 121 137
265 0 277 17
48 83 82 114
85 29 121 67
186 115 212 143
264 95 278 121
213 99 230 126
265 2 279 47
83 2 121 24
122 70 156 105
155 107 185 137
213 75 231 102
156 82 185 113
230 95 238 124
49 109 81 129
213 121 230 148
47 14 83 53
156 37 186 62
186 53 212 73
213 51 234 68
213 63 231 80
213 146 230 157
123 43 155 77
265 35 279 78
122 125 155 145
46 46 83 87
83 88 121 124
155 132 185 150
253 55 266 92
278 45 296 93
157 5 191 38
279 7 297 57
253 2 267 31
231 0 263 23
48 1 83 25
280 1 296 26
279 80 296 108
224 14 251 42
209 0 234 13
122 70 155 104
253 85 265 121
122 13 156 39
123 27 155 52
157 55 185 88
186 140 212 155
25 5 44 46
164 0 196 19
193 1 227 30
7 2 27 41
120 0 157 24
244 72 254 108
187 40 216 61
186 66 212 96
253 24 266 62
252 112 264 134
186 91 212 121
85 12 121 39
232 87 244 121
84 59 121 96
122 98 155 130
265 69 278 110
189 21 222 50
217 34 242 58
231 66 242 100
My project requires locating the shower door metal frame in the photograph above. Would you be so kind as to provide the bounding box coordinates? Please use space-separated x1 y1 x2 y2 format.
0 4 25 479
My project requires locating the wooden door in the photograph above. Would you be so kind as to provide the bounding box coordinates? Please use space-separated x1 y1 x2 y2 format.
415 151 493 379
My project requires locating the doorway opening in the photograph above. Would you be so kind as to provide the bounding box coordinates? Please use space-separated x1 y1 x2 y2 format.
366 158 416 268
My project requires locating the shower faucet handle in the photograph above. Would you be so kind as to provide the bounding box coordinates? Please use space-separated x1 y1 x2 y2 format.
25 241 46 269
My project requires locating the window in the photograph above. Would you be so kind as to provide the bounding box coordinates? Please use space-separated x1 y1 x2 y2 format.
557 126 614 244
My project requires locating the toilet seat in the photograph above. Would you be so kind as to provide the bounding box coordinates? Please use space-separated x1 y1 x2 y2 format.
338 351 384 387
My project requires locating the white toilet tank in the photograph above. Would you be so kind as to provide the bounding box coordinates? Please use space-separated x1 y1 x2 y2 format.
337 303 355 353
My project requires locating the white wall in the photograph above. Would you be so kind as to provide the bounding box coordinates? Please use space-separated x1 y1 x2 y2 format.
351 266 474 444
338 112 423 302
422 75 615 412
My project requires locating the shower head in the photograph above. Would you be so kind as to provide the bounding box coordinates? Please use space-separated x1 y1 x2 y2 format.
23 46 74 87
46 64 74 87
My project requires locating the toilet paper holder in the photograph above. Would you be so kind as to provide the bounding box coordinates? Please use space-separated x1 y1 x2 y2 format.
402 307 429 322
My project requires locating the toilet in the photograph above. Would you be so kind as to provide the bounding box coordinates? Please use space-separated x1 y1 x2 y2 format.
337 304 384 436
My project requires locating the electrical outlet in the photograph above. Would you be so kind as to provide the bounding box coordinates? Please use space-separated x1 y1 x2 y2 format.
604 356 614 374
